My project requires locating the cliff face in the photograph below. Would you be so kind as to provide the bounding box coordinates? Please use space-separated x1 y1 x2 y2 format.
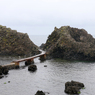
0 25 40 56
44 26 95 61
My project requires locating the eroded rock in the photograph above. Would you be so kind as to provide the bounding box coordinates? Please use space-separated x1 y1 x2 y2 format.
65 81 85 94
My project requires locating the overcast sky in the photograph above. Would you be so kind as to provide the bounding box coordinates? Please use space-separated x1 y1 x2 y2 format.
0 0 95 36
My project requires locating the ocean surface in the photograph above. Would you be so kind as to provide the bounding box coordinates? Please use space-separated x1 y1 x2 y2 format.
0 35 95 95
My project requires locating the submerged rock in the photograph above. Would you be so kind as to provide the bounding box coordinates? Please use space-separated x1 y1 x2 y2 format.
65 81 84 94
43 26 95 61
0 25 40 57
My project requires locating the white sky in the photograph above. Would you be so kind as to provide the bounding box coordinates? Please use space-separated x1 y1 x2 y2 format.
0 0 95 36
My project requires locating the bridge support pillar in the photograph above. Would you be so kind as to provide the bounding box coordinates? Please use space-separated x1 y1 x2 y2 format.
39 54 46 62
15 62 19 69
25 58 34 66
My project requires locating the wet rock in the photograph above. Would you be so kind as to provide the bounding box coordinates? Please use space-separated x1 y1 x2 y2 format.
35 90 45 95
2 67 9 75
65 81 84 94
28 65 37 72
65 86 80 94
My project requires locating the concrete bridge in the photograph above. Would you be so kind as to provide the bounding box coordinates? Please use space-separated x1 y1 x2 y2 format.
12 52 46 66
2 52 47 68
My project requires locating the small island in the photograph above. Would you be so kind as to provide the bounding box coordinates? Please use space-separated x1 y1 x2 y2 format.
43 26 95 61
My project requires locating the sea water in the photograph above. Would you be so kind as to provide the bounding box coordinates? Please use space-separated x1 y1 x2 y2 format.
0 35 95 95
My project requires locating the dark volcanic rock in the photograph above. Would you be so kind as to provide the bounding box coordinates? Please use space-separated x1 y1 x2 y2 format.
0 25 40 57
65 81 84 94
35 90 45 95
28 64 37 72
43 26 95 61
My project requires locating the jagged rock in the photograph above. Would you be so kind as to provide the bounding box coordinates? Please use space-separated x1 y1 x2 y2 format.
65 81 84 94
0 25 40 57
28 65 37 72
35 90 45 95
43 26 95 61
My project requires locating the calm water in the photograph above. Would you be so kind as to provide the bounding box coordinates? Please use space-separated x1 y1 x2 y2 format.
0 57 95 95
0 35 95 95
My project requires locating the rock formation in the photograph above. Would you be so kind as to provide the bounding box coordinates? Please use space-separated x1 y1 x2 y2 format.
65 81 84 94
43 26 95 61
0 25 40 57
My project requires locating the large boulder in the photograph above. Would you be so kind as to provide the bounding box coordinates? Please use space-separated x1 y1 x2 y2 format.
43 26 95 61
0 25 40 57
65 81 84 94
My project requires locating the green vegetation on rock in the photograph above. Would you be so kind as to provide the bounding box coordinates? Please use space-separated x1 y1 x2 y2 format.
43 26 95 61
0 25 40 57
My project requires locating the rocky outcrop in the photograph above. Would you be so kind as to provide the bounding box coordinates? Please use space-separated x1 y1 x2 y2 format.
65 81 84 94
0 25 40 57
43 26 95 61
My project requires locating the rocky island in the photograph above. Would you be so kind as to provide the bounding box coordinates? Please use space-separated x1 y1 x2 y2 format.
0 25 40 57
43 26 95 61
